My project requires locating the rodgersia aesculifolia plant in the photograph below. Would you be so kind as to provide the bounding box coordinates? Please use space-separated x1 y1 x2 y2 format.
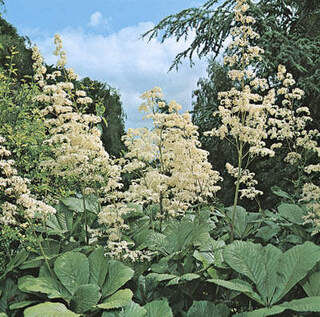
32 35 124 246
121 87 221 222
33 35 122 198
0 136 56 232
204 0 319 239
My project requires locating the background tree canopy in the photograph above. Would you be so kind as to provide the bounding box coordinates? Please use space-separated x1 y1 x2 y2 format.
144 0 320 208
76 77 126 157
0 16 33 80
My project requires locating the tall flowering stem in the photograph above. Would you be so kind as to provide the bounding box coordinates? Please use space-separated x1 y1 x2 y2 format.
121 87 221 226
0 136 56 276
33 35 123 245
205 0 276 240
205 0 319 241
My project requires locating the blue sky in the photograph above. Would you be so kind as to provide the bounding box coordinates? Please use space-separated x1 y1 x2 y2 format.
3 0 209 129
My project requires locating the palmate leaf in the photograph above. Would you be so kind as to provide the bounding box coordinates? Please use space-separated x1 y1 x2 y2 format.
301 272 320 296
97 289 133 310
187 301 230 317
38 264 72 300
101 301 146 317
102 260 134 298
277 203 305 225
226 206 248 239
272 242 320 305
18 275 62 299
144 299 173 317
9 300 39 310
54 252 89 296
235 296 320 316
70 284 101 313
223 241 320 307
24 302 80 317
224 241 282 306
46 202 74 234
208 279 262 304
163 218 210 253
88 247 108 287
0 278 18 313
60 195 99 214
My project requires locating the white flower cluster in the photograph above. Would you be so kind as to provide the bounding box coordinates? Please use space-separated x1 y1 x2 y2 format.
107 240 153 262
32 36 131 257
32 39 122 198
302 183 320 234
205 0 319 203
225 163 263 200
0 137 56 226
121 87 222 219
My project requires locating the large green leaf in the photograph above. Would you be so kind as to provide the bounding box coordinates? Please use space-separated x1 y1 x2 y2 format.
163 218 210 253
224 241 266 285
70 284 101 313
97 289 133 309
256 244 282 306
209 279 254 293
119 301 146 317
102 260 134 297
187 301 230 317
195 238 226 269
224 241 320 307
9 300 39 310
24 302 80 317
224 241 281 305
234 305 285 316
46 202 74 234
301 272 320 296
208 279 261 304
101 301 146 317
146 273 176 283
61 196 99 214
54 252 89 295
38 265 72 300
278 203 305 225
271 186 292 201
272 242 320 304
281 296 320 312
163 220 194 253
41 239 61 257
235 296 320 316
0 278 18 313
255 225 280 242
144 299 173 317
18 275 62 299
0 249 28 279
88 248 108 287
226 206 248 239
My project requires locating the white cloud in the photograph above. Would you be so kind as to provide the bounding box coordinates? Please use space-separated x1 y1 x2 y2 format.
88 11 110 29
89 11 103 27
32 22 208 129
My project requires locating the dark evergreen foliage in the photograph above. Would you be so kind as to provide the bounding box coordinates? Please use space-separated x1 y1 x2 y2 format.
144 0 320 209
0 16 34 80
